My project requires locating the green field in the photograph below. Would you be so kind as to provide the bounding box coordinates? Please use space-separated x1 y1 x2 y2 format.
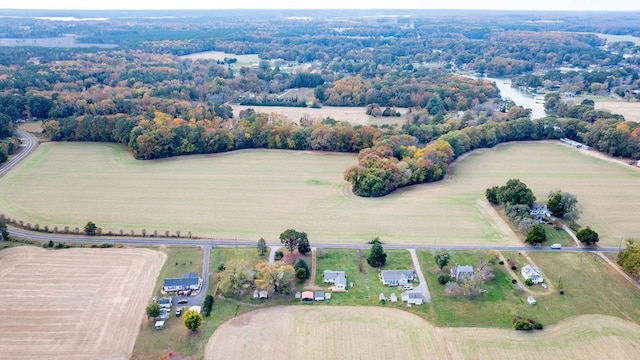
2 141 640 246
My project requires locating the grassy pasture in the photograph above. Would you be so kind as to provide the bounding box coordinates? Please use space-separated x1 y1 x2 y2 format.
203 305 640 360
3 141 640 246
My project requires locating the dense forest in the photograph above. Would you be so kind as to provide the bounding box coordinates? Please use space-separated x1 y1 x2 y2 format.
1 9 640 196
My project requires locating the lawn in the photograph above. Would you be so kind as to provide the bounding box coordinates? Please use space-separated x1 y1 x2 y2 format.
152 247 203 298
313 248 420 308
179 51 260 70
3 141 640 246
419 249 640 328
542 225 575 247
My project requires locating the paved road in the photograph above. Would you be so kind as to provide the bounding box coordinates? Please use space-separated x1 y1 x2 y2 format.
408 249 431 302
0 130 37 177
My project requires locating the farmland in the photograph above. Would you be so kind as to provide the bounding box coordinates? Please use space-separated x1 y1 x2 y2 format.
2 141 640 245
230 104 408 126
0 246 165 360
595 100 640 122
204 306 640 360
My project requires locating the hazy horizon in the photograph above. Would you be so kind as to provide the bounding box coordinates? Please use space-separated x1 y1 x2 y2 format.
2 0 640 12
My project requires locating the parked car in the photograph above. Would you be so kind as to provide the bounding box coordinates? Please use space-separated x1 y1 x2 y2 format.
177 299 189 304
550 243 562 249
175 308 183 317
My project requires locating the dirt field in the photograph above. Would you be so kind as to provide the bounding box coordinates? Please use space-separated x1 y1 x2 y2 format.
0 246 165 360
205 307 640 360
595 100 640 122
231 104 408 126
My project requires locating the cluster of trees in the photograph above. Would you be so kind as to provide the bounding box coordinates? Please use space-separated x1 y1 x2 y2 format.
486 179 536 207
279 229 310 255
547 190 582 223
576 227 600 245
617 239 640 280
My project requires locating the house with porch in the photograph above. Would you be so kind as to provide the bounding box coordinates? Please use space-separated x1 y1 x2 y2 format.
162 272 201 293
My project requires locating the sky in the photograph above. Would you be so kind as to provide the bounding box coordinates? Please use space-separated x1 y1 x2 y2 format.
2 0 640 11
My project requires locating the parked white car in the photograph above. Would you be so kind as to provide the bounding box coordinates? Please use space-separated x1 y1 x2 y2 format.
550 243 562 249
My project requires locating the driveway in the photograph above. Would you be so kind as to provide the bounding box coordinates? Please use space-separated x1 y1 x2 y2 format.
173 245 211 308
408 249 431 302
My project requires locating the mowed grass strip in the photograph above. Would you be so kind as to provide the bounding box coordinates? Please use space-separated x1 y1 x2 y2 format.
3 141 640 245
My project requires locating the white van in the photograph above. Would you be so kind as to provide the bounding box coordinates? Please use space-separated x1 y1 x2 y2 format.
550 243 562 249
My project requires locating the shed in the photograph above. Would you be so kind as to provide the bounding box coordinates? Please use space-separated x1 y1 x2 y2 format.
325 292 332 301
390 293 398 303
154 320 165 330
259 290 268 299
295 291 301 299
528 295 537 305
189 305 201 314
301 291 314 302
379 293 387 301
253 290 259 298
314 290 325 301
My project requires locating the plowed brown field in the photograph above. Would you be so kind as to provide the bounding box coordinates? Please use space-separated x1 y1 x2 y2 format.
0 246 165 360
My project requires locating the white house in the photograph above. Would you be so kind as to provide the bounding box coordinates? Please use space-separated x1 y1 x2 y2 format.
380 270 415 286
401 291 423 305
530 204 552 221
450 264 474 281
521 264 544 284
323 270 347 290
162 272 201 293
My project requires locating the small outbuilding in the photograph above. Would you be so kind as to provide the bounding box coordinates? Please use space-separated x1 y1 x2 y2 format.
154 320 165 330
390 293 398 303
528 295 537 305
379 293 387 302
259 290 268 299
295 291 301 299
301 291 314 302
314 290 325 301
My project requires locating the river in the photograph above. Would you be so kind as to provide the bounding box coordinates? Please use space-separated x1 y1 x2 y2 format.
484 77 548 120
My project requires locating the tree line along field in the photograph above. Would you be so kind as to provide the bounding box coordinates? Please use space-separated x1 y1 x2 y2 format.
2 141 640 246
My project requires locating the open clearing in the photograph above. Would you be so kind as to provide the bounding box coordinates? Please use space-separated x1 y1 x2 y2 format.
179 51 260 68
595 100 640 122
205 306 640 360
0 246 165 360
231 104 408 126
2 141 640 245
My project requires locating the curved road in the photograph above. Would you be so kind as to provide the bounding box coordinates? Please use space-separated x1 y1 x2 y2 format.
0 130 37 176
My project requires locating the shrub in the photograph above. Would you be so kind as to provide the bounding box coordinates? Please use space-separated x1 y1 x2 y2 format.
202 295 214 317
524 278 534 286
437 274 450 285
498 260 504 265
511 265 517 271
514 319 534 330
534 322 544 330
511 279 517 284
274 251 284 260
218 263 226 271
